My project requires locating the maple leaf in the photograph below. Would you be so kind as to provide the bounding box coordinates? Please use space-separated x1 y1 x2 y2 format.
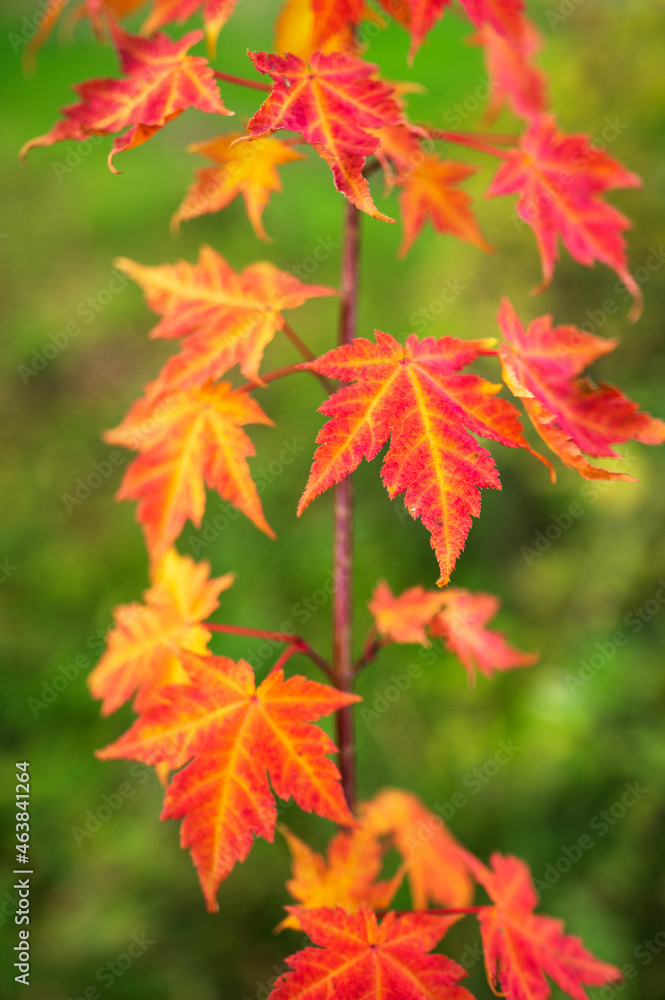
115 246 335 387
106 381 275 558
459 0 524 37
88 548 232 715
274 0 374 59
497 299 665 481
23 0 146 69
246 50 416 221
297 330 548 586
142 0 236 56
368 580 447 646
279 823 403 928
375 0 450 62
487 114 643 316
473 18 546 122
271 904 475 1000
21 27 232 171
361 789 473 909
98 651 360 909
429 587 537 681
460 851 622 1000
172 134 305 240
395 155 493 257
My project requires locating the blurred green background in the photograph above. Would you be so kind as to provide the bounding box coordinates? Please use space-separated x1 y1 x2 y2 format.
1 0 664 997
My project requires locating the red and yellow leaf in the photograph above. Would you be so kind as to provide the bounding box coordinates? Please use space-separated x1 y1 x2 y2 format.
88 548 232 715
273 0 367 61
460 851 622 1000
375 0 450 62
21 27 231 170
142 0 237 56
23 0 147 68
429 587 537 681
172 134 305 240
396 155 493 257
98 651 359 909
361 788 474 909
106 381 275 558
487 114 643 315
497 299 665 480
271 904 475 1000
473 18 546 122
116 246 335 387
368 580 447 646
297 331 547 585
246 50 416 221
279 823 403 928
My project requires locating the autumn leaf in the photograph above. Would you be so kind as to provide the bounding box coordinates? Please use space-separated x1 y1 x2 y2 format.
473 18 546 121
459 850 622 1000
487 114 643 315
271 904 475 1000
142 0 236 56
368 580 447 646
297 330 547 585
88 548 233 715
375 0 450 62
21 27 231 171
497 299 665 481
361 788 474 910
116 246 335 387
98 651 359 909
246 50 417 221
429 587 537 681
106 381 275 559
396 155 493 257
279 823 403 928
172 134 305 240
22 0 146 69
459 0 524 38
274 0 376 59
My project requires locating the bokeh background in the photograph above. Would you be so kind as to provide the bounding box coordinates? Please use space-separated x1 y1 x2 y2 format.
1 0 664 996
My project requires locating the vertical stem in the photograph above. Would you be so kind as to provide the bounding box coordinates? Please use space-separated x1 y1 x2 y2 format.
333 203 361 814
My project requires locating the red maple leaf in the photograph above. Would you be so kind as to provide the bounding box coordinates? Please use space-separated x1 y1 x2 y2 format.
460 851 622 1000
89 548 233 715
271 904 475 1000
98 651 359 910
497 298 665 480
375 0 450 62
368 580 447 646
487 114 643 315
297 331 547 585
106 381 275 558
142 0 236 55
21 27 231 170
429 587 537 681
115 246 335 387
246 50 416 220
473 17 546 121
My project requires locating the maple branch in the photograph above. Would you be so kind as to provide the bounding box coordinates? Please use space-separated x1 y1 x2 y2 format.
332 202 361 815
353 625 386 676
428 128 515 158
207 622 333 680
376 906 487 918
281 321 334 392
236 363 329 394
213 70 271 93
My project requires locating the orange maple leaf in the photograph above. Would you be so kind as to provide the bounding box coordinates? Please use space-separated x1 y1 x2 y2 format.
459 850 622 1000
368 580 447 646
22 0 146 69
98 651 360 910
88 548 232 715
246 50 417 221
142 0 236 56
279 823 403 928
116 246 335 387
497 299 665 481
297 331 547 585
21 27 232 171
271 904 475 1000
106 381 275 558
361 789 473 910
375 0 450 62
172 134 306 240
396 155 493 257
487 114 643 316
429 587 537 681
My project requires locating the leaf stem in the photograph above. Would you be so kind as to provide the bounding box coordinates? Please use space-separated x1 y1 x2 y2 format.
282 321 333 392
213 70 271 92
236 363 325 393
207 622 333 680
428 128 515 158
332 202 361 814
354 626 386 676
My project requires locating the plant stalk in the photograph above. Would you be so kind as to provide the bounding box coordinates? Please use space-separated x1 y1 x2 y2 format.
333 202 361 814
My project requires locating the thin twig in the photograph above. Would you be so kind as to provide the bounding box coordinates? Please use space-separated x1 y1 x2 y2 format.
207 622 334 680
427 128 515 158
282 321 333 393
213 70 271 92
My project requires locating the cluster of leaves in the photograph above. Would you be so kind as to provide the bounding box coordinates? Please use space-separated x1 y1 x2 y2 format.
23 1 665 998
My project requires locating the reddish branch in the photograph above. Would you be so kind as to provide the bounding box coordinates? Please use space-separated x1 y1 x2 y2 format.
213 70 271 92
207 622 333 680
333 202 361 814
